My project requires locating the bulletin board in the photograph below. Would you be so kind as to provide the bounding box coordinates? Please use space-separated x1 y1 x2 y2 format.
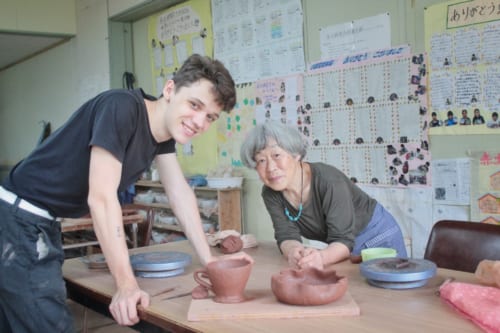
303 48 430 187
148 0 217 175
425 0 500 135
218 47 432 188
425 0 500 225
211 0 305 84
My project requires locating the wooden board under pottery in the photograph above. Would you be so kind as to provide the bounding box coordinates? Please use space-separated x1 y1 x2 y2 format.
187 289 360 321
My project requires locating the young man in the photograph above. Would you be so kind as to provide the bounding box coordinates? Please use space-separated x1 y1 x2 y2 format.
0 54 252 332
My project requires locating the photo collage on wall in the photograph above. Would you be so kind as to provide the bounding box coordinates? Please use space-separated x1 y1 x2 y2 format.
254 75 309 143
428 21 500 131
303 52 431 186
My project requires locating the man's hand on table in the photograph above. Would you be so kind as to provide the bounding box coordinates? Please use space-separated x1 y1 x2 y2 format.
109 286 150 326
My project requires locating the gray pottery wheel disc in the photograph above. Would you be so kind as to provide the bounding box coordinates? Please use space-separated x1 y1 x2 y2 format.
134 267 186 278
360 258 436 289
130 251 192 272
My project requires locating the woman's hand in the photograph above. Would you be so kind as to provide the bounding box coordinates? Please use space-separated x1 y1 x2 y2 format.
297 247 324 270
287 246 305 269
299 242 350 268
280 240 306 269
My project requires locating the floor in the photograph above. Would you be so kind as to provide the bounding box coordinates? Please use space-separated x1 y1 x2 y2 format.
68 299 139 333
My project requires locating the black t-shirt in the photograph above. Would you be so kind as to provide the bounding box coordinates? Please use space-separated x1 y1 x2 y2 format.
2 89 175 218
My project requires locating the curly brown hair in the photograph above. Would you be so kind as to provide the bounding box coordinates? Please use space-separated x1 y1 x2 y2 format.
173 54 236 112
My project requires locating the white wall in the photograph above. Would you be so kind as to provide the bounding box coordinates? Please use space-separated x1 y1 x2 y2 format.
0 0 110 166
0 0 76 34
126 0 457 243
2 0 494 246
131 17 154 95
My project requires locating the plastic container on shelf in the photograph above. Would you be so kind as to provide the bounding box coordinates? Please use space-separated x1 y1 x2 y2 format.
202 222 213 233
156 214 177 225
198 198 217 209
206 177 243 189
134 190 154 204
154 193 169 204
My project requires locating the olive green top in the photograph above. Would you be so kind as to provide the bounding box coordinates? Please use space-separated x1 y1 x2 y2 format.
262 162 377 251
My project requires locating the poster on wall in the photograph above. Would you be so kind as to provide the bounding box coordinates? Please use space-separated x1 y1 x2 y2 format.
147 0 216 175
470 151 500 225
431 158 471 205
148 0 213 96
254 75 306 134
303 48 430 186
216 83 257 169
426 7 500 136
319 12 391 60
211 0 305 84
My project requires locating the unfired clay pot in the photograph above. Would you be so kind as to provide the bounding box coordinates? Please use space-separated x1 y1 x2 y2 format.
271 267 348 306
219 235 243 254
193 258 252 303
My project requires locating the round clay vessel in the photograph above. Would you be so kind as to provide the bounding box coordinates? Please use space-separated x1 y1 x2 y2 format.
271 267 348 306
219 235 243 254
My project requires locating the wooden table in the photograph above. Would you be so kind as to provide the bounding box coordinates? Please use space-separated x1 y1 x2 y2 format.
63 241 482 333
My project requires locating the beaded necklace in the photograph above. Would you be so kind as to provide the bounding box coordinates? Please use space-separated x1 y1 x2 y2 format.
284 162 303 222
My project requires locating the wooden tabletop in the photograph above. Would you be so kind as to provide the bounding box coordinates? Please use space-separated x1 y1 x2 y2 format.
63 241 482 333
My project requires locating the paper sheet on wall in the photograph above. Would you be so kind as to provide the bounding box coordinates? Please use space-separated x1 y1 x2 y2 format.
147 0 216 175
426 9 500 134
304 51 430 186
254 74 306 137
320 12 391 60
148 0 213 93
470 151 500 224
433 204 470 223
212 0 305 84
431 158 471 205
216 83 257 169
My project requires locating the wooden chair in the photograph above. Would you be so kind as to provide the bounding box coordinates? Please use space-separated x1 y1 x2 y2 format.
423 220 500 272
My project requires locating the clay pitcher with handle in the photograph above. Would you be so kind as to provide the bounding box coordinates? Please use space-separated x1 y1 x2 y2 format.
193 258 252 303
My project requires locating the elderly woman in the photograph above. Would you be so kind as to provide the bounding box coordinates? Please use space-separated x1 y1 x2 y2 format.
240 121 407 269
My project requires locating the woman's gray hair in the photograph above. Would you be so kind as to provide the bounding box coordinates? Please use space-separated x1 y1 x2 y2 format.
240 121 307 169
